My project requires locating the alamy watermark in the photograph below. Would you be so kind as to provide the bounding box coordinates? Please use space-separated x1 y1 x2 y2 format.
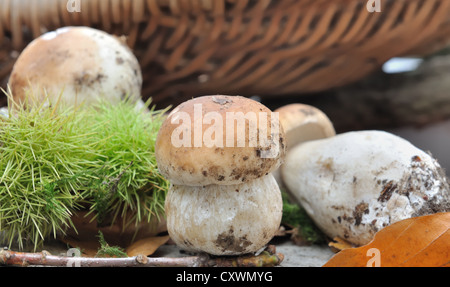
168 104 281 159
66 248 81 267
66 1 380 14
66 0 380 14
67 0 81 13
367 0 381 13
366 248 381 267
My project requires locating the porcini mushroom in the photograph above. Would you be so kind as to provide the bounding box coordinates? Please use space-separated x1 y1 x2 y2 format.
272 103 336 187
282 130 450 246
156 95 285 186
155 95 285 255
8 26 143 109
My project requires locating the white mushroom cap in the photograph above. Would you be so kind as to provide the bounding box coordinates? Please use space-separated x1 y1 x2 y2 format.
272 103 335 187
165 174 283 255
155 95 286 186
8 26 143 108
282 130 450 246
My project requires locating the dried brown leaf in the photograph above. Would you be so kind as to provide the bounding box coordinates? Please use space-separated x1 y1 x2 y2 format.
59 235 100 257
323 212 450 267
126 235 170 257
328 237 354 253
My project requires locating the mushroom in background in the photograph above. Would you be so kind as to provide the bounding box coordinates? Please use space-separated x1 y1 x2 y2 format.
272 103 336 188
7 26 144 109
281 130 450 246
155 95 285 255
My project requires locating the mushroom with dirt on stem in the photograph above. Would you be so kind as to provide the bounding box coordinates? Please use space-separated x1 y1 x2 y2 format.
7 26 145 110
155 95 286 256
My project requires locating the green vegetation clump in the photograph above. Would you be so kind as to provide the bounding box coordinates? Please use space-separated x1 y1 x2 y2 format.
0 97 169 250
281 191 326 245
95 231 128 258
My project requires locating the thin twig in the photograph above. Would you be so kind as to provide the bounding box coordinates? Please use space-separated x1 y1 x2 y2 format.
0 246 284 267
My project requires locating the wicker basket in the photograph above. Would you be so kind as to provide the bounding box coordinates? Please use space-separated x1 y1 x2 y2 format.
1 0 450 109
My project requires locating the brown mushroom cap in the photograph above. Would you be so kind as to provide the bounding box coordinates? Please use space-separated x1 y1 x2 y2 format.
274 103 336 150
155 95 286 186
8 26 142 108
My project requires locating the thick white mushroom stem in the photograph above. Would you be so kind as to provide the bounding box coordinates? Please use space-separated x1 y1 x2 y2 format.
165 174 283 256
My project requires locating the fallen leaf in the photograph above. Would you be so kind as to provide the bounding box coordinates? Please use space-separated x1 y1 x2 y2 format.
64 211 167 248
323 212 450 267
59 235 100 257
328 237 354 253
126 235 170 257
59 211 168 257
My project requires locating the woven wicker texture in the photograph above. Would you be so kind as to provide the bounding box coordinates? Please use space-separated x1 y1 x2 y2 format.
1 0 450 108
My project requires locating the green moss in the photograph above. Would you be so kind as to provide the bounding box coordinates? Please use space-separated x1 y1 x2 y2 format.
95 231 128 258
0 95 169 250
281 191 326 245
